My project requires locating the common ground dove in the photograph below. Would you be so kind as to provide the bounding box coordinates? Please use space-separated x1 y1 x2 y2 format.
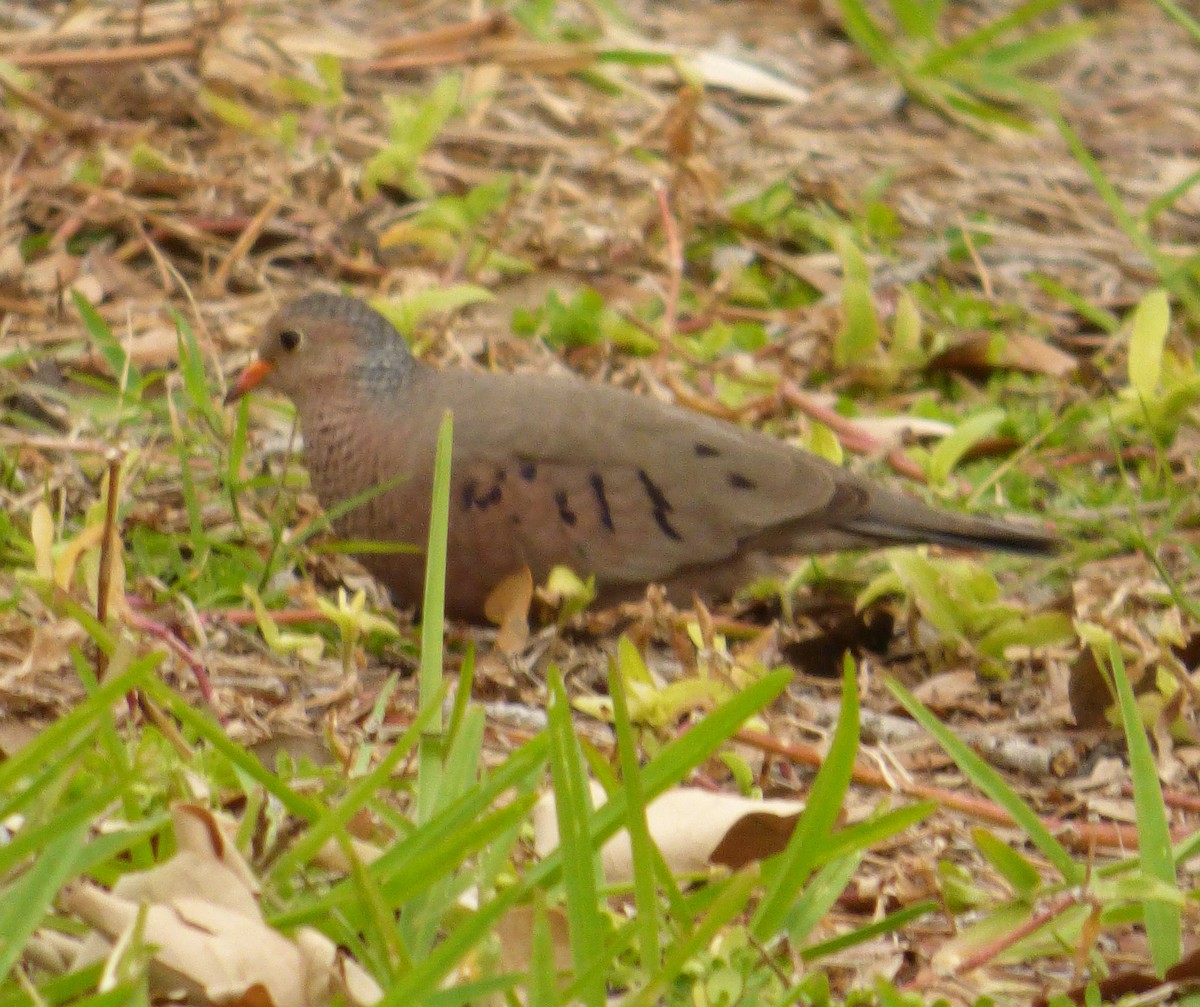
227 293 1056 620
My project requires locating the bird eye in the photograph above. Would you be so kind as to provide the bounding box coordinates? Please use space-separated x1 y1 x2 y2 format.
278 328 302 352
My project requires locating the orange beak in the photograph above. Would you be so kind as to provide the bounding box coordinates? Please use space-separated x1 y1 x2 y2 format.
224 359 275 405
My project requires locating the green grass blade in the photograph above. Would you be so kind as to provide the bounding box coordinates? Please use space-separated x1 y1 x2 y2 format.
918 0 1073 75
834 0 904 71
801 899 939 961
418 410 453 823
267 685 443 882
0 818 91 977
889 679 1082 883
784 851 862 943
1053 112 1200 321
528 900 561 1007
815 801 937 867
624 870 759 1007
609 646 661 967
274 736 549 927
383 670 790 1003
141 676 327 821
1152 0 1200 42
1104 641 1181 974
0 655 151 801
170 308 224 434
547 669 606 1007
71 291 141 399
752 656 859 940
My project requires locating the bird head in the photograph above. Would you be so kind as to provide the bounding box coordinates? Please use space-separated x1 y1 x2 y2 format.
225 293 415 405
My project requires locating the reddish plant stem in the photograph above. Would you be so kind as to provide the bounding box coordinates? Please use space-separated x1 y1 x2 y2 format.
736 728 1171 851
655 181 682 343
778 381 930 484
8 39 198 68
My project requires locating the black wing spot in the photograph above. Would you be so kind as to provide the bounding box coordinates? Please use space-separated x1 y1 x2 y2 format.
637 468 682 541
589 472 615 532
728 472 756 490
554 489 577 527
477 484 502 509
518 460 537 481
694 442 720 457
461 479 478 512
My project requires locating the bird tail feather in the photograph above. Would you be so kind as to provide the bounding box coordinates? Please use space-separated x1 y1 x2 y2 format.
840 492 1058 556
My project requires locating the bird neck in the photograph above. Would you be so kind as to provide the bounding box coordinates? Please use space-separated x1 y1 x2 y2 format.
351 352 418 404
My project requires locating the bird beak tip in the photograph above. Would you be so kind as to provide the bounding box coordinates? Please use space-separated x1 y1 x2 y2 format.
224 359 273 405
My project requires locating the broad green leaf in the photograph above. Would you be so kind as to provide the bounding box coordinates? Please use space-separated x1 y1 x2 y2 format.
1128 288 1170 399
833 231 882 369
973 828 1041 896
926 408 1004 485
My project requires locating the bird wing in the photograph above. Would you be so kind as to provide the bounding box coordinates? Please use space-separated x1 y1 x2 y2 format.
438 370 850 585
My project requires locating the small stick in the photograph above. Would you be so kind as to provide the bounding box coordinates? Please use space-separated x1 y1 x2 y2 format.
206 192 283 295
736 728 1175 850
0 74 102 133
949 891 1089 979
7 39 198 69
779 382 929 484
655 180 682 343
125 611 216 708
955 211 993 301
0 433 118 455
359 49 474 73
95 450 124 681
375 13 510 56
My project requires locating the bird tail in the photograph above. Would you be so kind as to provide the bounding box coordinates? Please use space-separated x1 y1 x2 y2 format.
839 491 1058 556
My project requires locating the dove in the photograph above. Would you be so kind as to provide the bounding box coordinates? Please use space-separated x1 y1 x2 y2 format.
226 293 1056 620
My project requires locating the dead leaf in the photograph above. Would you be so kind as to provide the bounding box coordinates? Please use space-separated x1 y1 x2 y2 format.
1067 648 1113 729
534 782 805 882
927 330 1077 378
484 566 532 654
849 416 955 449
495 904 573 976
0 718 40 756
59 804 381 1007
682 50 809 103
911 670 983 712
63 884 292 1004
79 326 179 373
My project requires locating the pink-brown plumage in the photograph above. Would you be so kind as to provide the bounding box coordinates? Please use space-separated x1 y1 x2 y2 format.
228 293 1056 621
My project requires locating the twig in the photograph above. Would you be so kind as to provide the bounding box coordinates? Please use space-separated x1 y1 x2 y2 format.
375 13 511 57
736 728 1177 851
655 180 682 342
95 450 124 681
904 890 1092 991
125 610 216 708
206 192 283 296
0 74 108 134
779 381 930 484
953 890 1089 977
956 211 993 300
6 38 198 69
0 433 122 455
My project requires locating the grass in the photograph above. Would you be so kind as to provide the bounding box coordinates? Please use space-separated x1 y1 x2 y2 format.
1 0 1199 1004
